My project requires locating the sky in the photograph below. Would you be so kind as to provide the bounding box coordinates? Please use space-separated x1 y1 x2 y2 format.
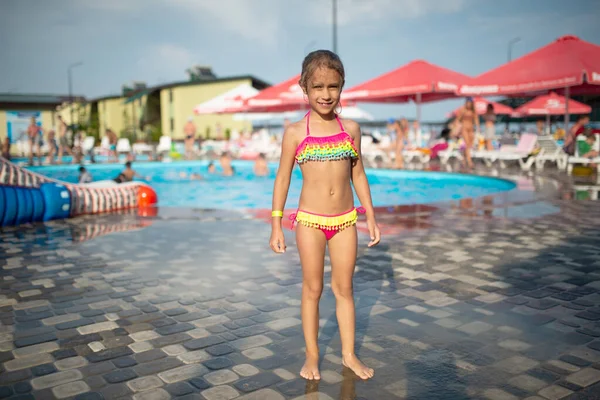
1 0 599 122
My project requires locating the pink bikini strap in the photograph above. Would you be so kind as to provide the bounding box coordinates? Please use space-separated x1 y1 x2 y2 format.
305 111 311 136
335 114 345 132
289 212 297 230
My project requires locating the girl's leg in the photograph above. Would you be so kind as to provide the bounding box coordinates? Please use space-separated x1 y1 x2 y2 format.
296 224 327 380
328 226 374 379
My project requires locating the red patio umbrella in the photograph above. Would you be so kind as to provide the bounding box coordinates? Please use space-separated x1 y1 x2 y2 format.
344 60 472 145
514 92 591 116
235 74 307 113
449 97 514 117
459 35 599 132
514 92 591 135
344 60 472 104
459 35 600 97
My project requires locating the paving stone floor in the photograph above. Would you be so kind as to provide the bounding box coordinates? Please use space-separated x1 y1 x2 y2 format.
2 174 600 399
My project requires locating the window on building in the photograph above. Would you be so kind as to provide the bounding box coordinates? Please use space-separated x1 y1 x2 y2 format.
170 118 174 133
169 90 173 103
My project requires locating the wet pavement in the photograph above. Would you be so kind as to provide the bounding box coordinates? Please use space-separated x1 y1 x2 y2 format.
2 168 600 399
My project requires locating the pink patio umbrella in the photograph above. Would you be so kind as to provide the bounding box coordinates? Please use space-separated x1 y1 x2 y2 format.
514 92 591 134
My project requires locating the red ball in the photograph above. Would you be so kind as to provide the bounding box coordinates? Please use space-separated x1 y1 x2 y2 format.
138 185 158 208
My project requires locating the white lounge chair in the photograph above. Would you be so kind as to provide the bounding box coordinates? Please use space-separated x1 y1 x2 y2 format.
156 136 172 155
95 135 111 155
116 138 132 154
438 142 463 165
567 135 600 174
534 135 568 170
82 136 95 154
403 149 430 164
361 135 391 166
475 133 538 170
132 142 153 155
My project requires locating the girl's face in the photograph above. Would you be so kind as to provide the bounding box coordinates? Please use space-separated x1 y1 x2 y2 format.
304 67 342 115
466 100 474 109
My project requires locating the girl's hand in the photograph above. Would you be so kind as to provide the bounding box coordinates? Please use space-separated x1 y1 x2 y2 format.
367 219 381 247
269 228 286 253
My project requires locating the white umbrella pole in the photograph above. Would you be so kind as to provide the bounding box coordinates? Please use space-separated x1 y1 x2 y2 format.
416 93 422 147
564 86 570 134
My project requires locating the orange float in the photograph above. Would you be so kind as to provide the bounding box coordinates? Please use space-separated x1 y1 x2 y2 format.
138 185 158 208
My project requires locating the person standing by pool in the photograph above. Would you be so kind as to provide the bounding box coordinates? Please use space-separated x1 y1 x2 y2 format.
106 129 118 162
46 127 58 164
269 50 380 381
56 116 73 163
184 117 197 159
482 103 496 151
456 97 480 169
1 137 10 160
393 118 409 169
27 117 43 165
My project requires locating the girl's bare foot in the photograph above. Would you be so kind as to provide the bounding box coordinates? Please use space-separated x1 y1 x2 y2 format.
342 353 374 380
300 353 321 380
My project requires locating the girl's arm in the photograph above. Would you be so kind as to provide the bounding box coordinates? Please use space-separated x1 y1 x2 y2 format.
347 120 381 246
271 126 298 231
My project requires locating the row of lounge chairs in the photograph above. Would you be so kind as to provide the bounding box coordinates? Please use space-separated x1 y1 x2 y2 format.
362 133 599 173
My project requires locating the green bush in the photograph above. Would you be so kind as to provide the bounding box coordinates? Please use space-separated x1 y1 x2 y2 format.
149 125 162 143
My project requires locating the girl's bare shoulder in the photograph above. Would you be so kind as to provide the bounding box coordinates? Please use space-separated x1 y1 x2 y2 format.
283 119 307 142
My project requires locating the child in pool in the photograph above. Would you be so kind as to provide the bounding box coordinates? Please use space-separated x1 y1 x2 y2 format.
269 50 381 381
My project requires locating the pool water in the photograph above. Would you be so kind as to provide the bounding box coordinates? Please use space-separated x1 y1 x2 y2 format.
28 161 516 209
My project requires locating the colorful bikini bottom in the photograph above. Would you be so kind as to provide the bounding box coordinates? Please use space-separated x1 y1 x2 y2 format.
289 206 365 240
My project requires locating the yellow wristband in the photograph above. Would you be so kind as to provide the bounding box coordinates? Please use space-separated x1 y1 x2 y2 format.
271 211 283 217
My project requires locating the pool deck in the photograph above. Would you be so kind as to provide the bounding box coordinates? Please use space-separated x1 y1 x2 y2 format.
1 167 600 400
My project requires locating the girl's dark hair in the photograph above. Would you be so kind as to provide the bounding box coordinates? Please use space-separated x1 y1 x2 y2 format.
299 50 345 91
487 103 494 112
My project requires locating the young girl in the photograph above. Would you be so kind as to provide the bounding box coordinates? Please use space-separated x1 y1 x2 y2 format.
269 50 381 381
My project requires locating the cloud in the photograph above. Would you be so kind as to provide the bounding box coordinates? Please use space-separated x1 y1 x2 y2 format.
74 0 146 12
310 0 467 26
135 44 197 85
168 0 282 46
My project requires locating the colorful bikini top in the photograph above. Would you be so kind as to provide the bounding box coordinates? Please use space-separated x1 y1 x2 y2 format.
295 112 359 164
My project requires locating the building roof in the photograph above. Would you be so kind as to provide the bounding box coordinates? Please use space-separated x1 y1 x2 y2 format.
88 94 123 102
118 74 271 104
149 74 270 92
0 93 85 105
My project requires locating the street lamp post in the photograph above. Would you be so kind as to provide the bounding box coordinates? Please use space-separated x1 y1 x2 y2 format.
67 62 83 130
332 0 337 54
507 37 521 62
506 37 521 127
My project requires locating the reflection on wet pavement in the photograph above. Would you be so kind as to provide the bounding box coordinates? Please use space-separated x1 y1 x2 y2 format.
1 169 600 399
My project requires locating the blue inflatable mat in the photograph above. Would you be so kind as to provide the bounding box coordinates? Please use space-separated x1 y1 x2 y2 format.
0 183 71 226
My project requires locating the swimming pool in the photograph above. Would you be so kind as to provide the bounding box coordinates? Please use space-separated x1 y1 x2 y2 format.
27 161 516 209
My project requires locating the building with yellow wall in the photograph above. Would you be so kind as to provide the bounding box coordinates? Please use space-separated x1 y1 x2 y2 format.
144 75 269 140
86 74 269 141
1 74 270 155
